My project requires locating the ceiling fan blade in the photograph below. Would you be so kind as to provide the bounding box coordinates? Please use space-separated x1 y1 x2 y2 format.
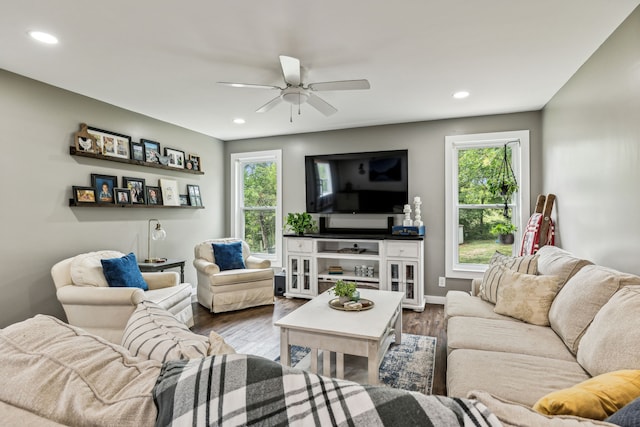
308 79 371 91
256 95 283 113
307 93 337 116
218 82 281 90
279 55 301 86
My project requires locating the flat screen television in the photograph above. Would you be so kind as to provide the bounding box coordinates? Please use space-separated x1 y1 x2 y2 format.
305 149 408 214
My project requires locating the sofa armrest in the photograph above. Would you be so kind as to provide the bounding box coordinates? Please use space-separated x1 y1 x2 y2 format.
471 278 483 296
246 256 271 269
193 258 221 275
143 271 180 290
56 285 145 306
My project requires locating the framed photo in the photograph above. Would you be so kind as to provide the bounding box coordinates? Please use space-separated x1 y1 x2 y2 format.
130 141 145 162
115 188 131 204
87 126 131 158
187 184 203 207
146 186 162 205
189 154 201 171
141 139 161 164
72 186 96 204
164 147 185 169
122 176 146 204
159 179 180 206
179 194 189 206
91 173 118 204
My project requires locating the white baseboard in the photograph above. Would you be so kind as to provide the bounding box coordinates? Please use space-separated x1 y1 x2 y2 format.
425 295 446 305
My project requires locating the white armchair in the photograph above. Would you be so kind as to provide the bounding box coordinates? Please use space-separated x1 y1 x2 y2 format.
194 238 274 313
51 250 194 344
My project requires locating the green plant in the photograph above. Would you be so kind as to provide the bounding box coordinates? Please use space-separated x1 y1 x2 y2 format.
330 279 357 299
490 222 517 236
285 212 316 234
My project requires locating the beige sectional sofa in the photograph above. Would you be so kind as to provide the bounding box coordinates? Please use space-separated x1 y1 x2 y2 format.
445 245 640 412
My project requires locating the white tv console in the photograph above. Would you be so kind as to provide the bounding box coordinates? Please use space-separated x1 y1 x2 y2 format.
284 234 425 311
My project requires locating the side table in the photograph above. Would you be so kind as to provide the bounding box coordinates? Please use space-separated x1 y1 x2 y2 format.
138 258 186 283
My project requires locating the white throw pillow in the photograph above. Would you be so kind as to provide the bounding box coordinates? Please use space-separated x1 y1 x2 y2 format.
479 252 539 304
70 250 124 287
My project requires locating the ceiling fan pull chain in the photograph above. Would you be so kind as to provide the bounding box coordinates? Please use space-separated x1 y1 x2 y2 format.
290 104 293 123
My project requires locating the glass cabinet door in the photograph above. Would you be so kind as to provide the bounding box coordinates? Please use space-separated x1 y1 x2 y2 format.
289 257 299 290
405 263 415 301
303 259 311 291
389 262 401 293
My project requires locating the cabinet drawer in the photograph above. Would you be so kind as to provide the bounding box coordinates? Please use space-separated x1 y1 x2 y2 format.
386 241 419 258
286 238 313 253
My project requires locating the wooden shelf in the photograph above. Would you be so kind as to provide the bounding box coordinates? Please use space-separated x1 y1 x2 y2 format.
69 146 204 175
69 199 204 208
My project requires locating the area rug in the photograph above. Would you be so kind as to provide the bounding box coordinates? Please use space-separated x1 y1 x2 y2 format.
276 333 436 394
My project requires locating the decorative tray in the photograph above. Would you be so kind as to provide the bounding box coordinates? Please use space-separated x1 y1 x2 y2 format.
328 298 375 311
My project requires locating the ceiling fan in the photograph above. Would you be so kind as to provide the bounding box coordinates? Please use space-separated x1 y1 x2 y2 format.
218 55 370 119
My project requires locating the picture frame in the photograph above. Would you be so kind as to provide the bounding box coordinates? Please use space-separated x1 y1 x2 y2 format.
159 178 180 206
164 147 185 169
91 173 118 204
72 186 96 204
115 188 131 204
122 176 146 204
189 154 201 171
146 185 163 205
141 139 161 164
179 194 189 206
74 123 98 153
130 141 145 162
87 126 131 158
187 184 203 207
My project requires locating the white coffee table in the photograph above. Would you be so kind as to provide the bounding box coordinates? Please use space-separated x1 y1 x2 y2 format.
275 288 403 385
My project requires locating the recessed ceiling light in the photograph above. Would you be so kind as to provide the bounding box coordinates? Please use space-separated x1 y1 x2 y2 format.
233 118 246 124
453 91 470 99
28 30 59 44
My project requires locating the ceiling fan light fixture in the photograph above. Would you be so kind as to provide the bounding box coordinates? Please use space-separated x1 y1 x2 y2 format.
281 88 309 106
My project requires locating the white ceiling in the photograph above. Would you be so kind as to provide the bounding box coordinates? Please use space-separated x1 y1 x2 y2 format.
1 1 638 141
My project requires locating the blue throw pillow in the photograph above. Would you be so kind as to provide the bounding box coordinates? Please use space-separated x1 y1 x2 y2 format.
606 397 640 426
212 241 246 271
100 252 148 290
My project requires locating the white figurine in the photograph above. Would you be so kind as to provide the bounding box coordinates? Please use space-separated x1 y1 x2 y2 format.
413 196 423 227
403 204 413 226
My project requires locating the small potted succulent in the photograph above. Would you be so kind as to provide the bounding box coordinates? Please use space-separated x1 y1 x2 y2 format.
491 222 517 245
331 279 358 303
285 212 317 235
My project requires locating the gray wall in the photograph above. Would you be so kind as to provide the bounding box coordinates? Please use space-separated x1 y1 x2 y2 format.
225 112 543 298
542 7 640 274
0 70 225 328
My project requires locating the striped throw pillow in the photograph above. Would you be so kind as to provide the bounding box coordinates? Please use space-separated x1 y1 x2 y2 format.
122 301 209 363
479 252 539 304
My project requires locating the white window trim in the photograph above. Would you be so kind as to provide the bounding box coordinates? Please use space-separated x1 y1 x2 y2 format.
445 130 530 279
230 149 283 267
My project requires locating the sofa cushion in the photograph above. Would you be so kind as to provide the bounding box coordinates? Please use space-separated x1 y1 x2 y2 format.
0 315 160 426
210 268 274 286
549 265 640 355
69 250 124 287
101 252 148 290
447 349 591 407
536 246 593 287
493 268 562 326
577 286 640 377
533 370 640 420
444 290 518 323
212 241 246 271
447 317 576 361
479 253 538 304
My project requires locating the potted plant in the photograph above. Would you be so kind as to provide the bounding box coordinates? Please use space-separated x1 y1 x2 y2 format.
285 212 316 235
491 222 517 245
330 279 358 303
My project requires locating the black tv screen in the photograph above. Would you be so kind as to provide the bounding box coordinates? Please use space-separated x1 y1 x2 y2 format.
305 150 408 214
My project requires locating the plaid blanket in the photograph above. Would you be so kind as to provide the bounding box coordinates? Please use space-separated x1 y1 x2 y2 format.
153 354 502 427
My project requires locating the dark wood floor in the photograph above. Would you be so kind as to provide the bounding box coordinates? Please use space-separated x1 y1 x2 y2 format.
191 297 447 396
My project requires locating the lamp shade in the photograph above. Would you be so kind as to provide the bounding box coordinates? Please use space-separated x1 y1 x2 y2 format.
146 219 167 263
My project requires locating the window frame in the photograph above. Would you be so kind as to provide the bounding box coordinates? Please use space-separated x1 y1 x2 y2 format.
230 149 282 267
444 130 530 279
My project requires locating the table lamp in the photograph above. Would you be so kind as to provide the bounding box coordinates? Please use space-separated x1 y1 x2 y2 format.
146 219 167 263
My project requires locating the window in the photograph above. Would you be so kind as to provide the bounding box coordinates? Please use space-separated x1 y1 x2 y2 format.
315 161 333 197
445 131 530 279
230 150 282 266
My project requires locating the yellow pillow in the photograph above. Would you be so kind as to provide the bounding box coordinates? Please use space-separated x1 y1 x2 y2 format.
533 370 640 420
